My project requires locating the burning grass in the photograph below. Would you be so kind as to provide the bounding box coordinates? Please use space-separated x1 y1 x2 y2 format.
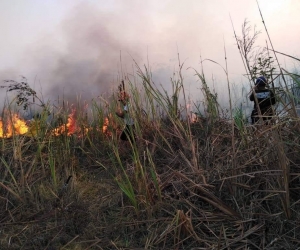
1 17 300 248
0 70 300 249
0 113 28 138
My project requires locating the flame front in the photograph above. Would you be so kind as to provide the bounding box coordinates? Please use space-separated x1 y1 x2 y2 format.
0 109 110 138
0 114 29 138
53 109 78 136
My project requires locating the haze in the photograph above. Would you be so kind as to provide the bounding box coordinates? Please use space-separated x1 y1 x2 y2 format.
0 0 299 111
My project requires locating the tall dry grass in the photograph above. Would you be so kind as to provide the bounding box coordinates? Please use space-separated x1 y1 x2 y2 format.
1 14 300 250
1 61 300 249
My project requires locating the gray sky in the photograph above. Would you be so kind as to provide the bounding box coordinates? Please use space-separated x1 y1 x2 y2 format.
0 0 299 109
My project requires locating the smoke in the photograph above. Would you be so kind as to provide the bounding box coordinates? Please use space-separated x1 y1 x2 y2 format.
0 2 157 108
1 1 233 108
2 0 298 115
0 1 241 111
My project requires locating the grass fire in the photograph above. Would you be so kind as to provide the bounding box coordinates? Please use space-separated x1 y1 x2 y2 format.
1 21 300 250
0 113 28 138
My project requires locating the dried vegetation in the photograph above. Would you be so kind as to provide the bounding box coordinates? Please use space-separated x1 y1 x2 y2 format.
1 16 300 250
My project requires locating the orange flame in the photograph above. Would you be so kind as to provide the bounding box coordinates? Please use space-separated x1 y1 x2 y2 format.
0 114 29 138
102 114 117 136
0 109 112 139
53 109 78 136
102 117 109 134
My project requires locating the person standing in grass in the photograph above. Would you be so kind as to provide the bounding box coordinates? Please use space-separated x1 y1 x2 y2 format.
116 91 135 142
250 76 276 124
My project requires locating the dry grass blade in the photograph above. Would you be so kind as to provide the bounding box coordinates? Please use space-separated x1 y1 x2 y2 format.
220 223 264 250
61 235 80 249
0 181 23 202
174 171 241 218
271 130 291 218
154 209 202 249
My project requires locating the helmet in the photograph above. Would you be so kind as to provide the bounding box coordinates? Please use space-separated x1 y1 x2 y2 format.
255 76 267 86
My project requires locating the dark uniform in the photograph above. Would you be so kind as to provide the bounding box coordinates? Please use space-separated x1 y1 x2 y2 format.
250 77 276 124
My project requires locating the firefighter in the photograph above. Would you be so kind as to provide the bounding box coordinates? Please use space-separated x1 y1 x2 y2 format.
116 91 135 142
250 76 276 124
